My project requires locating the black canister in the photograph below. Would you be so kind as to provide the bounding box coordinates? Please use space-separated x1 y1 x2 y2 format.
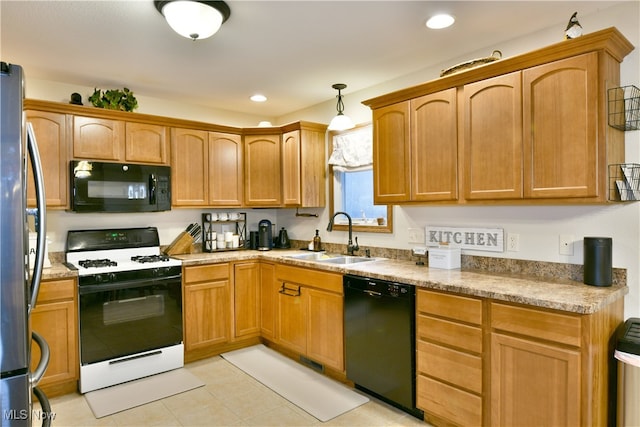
583 237 612 286
249 231 259 250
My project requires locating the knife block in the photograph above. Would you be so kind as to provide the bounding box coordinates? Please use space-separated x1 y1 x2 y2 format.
164 231 194 256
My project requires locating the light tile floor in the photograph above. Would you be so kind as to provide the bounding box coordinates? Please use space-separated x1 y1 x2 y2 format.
39 356 430 427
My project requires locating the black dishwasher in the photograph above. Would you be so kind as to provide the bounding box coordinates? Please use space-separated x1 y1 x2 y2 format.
344 274 423 419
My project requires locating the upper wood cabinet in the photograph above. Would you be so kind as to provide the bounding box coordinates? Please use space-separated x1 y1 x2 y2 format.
25 110 68 208
73 116 169 165
523 53 598 200
281 122 327 207
463 71 523 200
364 27 634 205
411 89 458 202
373 89 458 204
209 132 243 206
125 122 169 164
171 128 209 206
72 116 125 161
373 102 411 203
171 128 243 207
244 134 282 206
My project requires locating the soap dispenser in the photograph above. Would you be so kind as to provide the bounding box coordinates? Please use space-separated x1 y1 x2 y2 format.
313 229 321 252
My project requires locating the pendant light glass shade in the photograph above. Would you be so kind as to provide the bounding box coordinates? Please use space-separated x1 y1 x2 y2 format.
155 1 230 41
328 83 355 131
329 114 355 131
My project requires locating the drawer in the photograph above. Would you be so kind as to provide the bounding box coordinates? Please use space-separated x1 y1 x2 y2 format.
37 279 76 303
184 263 229 284
491 302 581 347
418 314 482 354
417 289 482 325
276 264 342 294
417 375 482 427
417 340 482 394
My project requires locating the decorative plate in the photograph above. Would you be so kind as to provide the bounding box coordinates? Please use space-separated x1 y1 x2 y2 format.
440 50 502 77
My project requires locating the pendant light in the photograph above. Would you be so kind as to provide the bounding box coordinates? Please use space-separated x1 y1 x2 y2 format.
328 83 355 131
155 1 231 41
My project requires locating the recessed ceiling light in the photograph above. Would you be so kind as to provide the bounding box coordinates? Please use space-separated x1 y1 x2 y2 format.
250 94 267 102
426 14 455 29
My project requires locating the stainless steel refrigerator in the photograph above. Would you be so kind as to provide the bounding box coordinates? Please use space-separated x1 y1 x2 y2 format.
1 62 52 426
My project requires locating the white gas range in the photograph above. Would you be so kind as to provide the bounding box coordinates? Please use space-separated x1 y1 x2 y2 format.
66 227 184 393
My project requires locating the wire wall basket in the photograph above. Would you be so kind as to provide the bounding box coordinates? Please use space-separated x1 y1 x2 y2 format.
608 85 640 131
609 163 640 202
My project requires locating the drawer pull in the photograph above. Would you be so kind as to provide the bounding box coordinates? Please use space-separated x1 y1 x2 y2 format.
279 283 301 297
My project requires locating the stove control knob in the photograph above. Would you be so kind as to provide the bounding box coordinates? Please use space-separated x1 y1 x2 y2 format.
109 273 117 282
151 268 160 277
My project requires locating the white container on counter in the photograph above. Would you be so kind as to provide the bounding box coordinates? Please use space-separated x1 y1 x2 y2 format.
428 247 461 270
28 232 51 269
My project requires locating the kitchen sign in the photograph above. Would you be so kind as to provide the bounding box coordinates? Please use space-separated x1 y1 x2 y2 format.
425 226 504 253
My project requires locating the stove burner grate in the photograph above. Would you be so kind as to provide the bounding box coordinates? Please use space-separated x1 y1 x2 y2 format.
78 259 117 268
131 255 170 264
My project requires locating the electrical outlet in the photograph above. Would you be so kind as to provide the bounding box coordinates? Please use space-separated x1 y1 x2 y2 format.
506 233 520 252
408 228 425 244
559 234 574 255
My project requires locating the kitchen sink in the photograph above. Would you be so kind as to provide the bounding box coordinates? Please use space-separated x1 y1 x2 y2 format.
286 252 377 264
286 252 343 261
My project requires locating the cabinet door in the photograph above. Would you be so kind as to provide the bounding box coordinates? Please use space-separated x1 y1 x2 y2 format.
299 126 326 207
464 72 523 200
306 288 344 371
209 132 243 206
125 122 169 164
523 52 598 199
170 128 209 206
30 279 78 397
233 262 260 338
373 101 411 203
25 110 68 208
260 263 277 340
491 333 581 426
244 134 282 206
411 89 458 201
277 283 306 354
73 116 124 160
183 280 230 351
282 130 301 206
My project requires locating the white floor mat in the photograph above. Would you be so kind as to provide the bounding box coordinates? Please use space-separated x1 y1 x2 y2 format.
84 368 204 418
222 344 369 422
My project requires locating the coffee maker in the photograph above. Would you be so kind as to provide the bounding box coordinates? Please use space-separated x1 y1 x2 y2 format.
258 219 272 251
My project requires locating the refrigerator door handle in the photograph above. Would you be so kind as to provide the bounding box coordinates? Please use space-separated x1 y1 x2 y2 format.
26 122 47 314
30 330 50 387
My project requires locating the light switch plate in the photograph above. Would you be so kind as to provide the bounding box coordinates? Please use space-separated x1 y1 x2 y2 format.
408 228 425 244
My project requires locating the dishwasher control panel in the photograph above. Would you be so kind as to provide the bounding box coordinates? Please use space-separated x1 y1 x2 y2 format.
344 275 414 299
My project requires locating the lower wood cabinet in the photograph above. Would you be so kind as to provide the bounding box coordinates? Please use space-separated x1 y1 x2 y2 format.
233 261 261 338
416 289 483 426
30 278 78 397
417 289 622 427
490 302 583 427
183 263 231 357
273 264 344 372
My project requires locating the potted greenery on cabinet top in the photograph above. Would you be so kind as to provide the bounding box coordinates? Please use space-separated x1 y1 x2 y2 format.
88 87 138 112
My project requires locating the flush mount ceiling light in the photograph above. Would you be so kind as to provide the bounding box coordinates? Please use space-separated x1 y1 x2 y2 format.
155 0 231 41
426 13 455 29
328 83 355 131
250 94 267 102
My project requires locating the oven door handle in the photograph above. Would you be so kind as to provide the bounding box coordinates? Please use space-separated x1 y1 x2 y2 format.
78 274 182 295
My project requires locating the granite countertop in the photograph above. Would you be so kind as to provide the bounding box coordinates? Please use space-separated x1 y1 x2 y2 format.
45 249 628 315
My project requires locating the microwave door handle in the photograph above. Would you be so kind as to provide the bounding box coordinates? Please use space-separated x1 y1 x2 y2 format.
26 122 47 314
149 173 157 204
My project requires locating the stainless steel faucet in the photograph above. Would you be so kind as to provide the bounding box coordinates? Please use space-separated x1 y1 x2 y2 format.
327 211 359 255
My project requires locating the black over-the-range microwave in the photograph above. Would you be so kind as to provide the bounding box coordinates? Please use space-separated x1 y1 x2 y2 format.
70 161 171 213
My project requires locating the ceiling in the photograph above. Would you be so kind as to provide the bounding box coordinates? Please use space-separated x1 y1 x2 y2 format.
0 1 625 118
